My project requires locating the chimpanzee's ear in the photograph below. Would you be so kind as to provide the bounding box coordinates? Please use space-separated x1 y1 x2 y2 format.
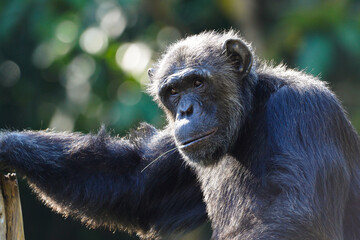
147 68 154 83
223 39 253 77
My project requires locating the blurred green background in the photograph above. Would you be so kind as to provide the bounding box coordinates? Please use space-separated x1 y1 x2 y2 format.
0 0 359 239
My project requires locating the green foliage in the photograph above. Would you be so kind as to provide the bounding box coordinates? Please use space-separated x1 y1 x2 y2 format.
296 34 334 76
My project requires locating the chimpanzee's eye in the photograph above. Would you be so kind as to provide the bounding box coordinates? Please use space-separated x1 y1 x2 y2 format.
194 79 203 88
170 88 178 95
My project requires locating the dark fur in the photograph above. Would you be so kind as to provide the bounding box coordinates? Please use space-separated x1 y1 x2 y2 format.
1 31 360 239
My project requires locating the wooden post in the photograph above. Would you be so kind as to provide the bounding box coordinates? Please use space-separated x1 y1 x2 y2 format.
0 173 25 240
0 180 6 240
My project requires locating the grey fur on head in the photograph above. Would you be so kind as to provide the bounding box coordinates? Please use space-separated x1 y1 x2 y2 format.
147 30 257 100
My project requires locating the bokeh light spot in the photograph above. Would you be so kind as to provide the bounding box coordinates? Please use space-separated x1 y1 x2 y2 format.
116 43 152 76
49 109 74 131
32 40 72 69
117 81 142 106
80 27 108 55
67 81 91 105
157 26 181 49
56 20 79 43
61 54 95 105
32 43 55 69
100 7 127 38
64 54 96 88
52 40 72 56
0 60 21 87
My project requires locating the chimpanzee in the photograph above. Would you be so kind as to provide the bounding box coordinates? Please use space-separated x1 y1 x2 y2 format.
1 30 359 239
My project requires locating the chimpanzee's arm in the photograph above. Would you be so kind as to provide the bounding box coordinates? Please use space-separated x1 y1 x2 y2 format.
0 123 206 239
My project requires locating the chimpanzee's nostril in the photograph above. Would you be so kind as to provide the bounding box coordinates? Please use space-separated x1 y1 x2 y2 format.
186 105 193 116
180 104 193 117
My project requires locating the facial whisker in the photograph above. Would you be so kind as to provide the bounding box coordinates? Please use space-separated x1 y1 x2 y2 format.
141 146 180 173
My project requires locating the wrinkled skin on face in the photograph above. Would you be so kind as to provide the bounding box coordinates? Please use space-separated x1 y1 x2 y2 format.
147 31 256 165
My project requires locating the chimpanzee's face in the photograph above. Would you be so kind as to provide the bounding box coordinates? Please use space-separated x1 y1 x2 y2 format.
148 33 253 165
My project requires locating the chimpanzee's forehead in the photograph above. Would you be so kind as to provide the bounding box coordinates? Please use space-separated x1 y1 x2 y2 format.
150 30 246 88
154 46 224 81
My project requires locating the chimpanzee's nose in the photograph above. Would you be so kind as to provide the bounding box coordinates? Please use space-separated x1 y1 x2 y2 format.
180 104 193 118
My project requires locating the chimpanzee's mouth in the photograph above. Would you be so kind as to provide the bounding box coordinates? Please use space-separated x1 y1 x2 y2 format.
180 128 218 148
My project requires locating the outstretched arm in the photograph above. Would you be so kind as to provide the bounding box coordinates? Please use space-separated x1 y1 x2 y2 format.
0 124 206 239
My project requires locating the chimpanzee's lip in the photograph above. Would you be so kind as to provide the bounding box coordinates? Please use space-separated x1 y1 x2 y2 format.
181 128 218 148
